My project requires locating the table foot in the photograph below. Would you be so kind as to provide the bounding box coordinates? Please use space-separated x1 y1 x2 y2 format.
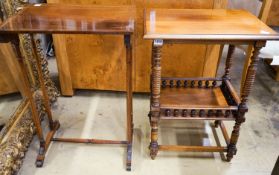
35 121 60 168
149 143 158 160
36 156 45 167
126 165 131 171
226 155 233 162
126 143 132 171
214 120 221 128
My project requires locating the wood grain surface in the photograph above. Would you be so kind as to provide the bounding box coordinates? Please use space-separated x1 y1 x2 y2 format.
48 0 227 95
0 4 135 34
160 87 229 109
144 9 278 40
134 0 226 92
267 0 279 26
0 47 18 95
0 19 22 95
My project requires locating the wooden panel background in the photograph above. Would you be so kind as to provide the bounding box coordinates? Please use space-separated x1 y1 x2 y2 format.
49 0 227 95
0 18 22 95
49 0 132 96
0 49 18 95
267 0 279 26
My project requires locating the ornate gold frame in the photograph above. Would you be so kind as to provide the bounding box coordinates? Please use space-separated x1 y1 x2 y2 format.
0 0 59 174
0 99 33 174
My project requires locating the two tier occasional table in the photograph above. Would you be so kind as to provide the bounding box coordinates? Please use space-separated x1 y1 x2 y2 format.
144 9 279 161
0 4 135 171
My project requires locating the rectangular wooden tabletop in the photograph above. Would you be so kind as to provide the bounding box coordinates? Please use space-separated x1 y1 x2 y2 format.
144 9 279 40
0 4 135 34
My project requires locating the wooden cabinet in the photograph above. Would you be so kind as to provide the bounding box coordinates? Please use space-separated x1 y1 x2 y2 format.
49 0 228 95
0 19 17 95
0 49 18 95
267 0 279 26
0 43 26 96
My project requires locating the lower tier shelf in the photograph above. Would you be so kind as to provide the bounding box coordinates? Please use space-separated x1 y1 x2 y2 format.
157 78 241 120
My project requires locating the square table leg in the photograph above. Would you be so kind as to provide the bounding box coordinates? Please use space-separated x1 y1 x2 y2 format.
17 34 60 167
26 34 134 171
124 34 133 171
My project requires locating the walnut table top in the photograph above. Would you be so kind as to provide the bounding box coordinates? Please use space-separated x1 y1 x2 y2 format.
0 4 135 34
144 9 279 40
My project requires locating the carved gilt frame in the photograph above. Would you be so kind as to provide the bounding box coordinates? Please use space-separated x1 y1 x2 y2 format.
0 0 59 174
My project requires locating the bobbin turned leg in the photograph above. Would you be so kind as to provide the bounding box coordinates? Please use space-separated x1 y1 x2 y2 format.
222 45 235 80
150 112 159 159
215 45 235 128
226 41 265 161
149 39 163 159
124 34 133 171
148 110 158 158
226 105 246 162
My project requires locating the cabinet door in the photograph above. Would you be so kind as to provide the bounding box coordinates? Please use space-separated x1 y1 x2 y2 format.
49 0 132 96
0 19 19 95
267 0 279 26
0 43 26 96
0 51 18 95
50 0 227 95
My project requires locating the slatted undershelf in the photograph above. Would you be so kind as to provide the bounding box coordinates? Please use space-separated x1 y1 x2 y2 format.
159 78 241 120
156 78 239 154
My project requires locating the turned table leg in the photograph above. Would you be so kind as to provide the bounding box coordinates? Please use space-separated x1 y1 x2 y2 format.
124 34 133 171
150 119 159 159
149 39 163 159
215 45 235 128
226 41 265 161
222 45 235 80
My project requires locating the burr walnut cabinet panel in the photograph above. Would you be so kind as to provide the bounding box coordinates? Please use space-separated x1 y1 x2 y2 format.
48 0 227 95
0 50 18 95
267 0 279 26
0 19 21 95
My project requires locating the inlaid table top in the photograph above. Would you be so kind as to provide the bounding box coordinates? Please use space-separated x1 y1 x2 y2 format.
144 9 279 40
0 4 135 34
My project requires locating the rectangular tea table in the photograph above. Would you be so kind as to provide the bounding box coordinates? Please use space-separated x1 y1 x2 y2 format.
0 4 135 171
144 9 279 161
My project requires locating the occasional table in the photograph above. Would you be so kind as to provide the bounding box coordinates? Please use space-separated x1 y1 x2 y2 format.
144 9 279 161
0 4 135 171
